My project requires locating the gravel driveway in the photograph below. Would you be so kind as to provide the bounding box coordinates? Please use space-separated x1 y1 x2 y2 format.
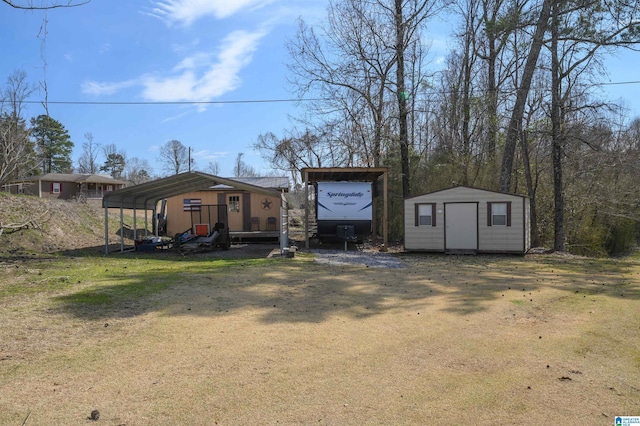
309 248 405 268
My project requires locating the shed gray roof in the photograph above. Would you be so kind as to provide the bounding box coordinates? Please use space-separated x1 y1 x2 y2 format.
405 185 529 200
102 172 282 210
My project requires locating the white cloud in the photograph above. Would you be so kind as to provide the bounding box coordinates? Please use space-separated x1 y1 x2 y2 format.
81 79 139 96
148 0 275 26
140 29 268 103
81 28 268 106
193 149 229 161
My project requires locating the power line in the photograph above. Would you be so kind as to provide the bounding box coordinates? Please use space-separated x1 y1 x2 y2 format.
22 98 326 105
19 80 640 106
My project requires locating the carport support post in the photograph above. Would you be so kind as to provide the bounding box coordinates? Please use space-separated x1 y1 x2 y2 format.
133 208 137 241
120 206 124 253
104 201 109 255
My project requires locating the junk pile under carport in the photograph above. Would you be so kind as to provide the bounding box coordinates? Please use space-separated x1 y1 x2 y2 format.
174 222 231 252
135 237 173 252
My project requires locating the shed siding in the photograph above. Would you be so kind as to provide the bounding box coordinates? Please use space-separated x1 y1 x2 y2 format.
165 190 281 236
166 191 220 236
404 186 529 253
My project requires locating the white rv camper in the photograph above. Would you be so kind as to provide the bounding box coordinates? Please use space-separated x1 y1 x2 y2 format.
316 181 372 243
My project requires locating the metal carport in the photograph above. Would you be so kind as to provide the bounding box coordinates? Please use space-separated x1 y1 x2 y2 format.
102 171 288 254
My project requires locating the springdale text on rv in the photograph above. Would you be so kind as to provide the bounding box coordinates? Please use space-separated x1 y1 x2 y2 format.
326 191 365 199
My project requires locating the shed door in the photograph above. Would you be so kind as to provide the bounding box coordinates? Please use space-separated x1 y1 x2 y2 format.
445 203 478 250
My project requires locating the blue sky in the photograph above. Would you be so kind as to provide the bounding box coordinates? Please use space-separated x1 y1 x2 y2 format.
1 0 639 177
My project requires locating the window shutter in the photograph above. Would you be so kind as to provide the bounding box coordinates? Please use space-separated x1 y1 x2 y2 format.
506 202 512 227
414 204 419 227
50 183 53 194
487 202 492 227
431 204 437 226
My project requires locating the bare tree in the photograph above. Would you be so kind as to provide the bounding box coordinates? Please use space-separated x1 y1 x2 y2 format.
76 132 100 174
233 153 258 177
124 157 152 185
205 161 220 175
1 0 89 9
158 139 189 175
0 70 37 186
547 0 640 251
499 0 553 192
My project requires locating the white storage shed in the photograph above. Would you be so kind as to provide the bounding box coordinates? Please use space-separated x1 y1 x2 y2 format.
404 186 531 254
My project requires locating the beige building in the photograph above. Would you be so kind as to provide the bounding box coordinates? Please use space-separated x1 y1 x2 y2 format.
404 186 531 254
164 177 289 238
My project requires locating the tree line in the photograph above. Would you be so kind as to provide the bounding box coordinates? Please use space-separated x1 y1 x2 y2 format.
253 0 640 256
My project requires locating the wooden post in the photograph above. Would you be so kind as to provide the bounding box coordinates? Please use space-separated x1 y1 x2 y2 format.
304 170 310 249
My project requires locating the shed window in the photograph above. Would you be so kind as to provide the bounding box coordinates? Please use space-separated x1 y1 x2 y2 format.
488 202 511 227
51 182 61 194
415 203 436 227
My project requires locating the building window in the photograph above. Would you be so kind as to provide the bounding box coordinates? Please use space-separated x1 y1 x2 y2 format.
52 182 61 194
228 195 240 213
415 203 436 227
488 202 511 227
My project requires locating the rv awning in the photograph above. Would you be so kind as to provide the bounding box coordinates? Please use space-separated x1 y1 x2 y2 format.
103 171 281 210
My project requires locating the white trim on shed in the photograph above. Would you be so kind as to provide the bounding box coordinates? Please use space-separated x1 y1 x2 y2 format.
404 186 531 254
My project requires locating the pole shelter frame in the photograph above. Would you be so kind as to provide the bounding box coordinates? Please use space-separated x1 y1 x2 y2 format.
300 167 388 249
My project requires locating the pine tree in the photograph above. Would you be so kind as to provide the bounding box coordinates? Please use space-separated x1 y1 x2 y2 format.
30 114 73 173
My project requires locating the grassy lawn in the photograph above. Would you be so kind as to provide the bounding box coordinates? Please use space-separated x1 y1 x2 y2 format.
0 251 639 425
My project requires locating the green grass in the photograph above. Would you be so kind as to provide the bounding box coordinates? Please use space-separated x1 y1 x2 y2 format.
1 254 286 321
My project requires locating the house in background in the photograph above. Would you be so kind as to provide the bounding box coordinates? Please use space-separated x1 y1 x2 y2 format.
404 186 531 254
164 176 289 240
2 173 127 200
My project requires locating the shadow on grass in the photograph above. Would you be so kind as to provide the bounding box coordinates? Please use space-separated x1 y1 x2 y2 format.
51 250 640 324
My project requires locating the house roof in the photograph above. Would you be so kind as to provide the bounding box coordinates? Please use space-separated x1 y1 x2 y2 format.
405 185 529 201
211 176 289 191
14 173 127 185
102 172 283 210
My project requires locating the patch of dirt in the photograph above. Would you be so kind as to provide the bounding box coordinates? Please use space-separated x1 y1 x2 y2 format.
0 194 115 256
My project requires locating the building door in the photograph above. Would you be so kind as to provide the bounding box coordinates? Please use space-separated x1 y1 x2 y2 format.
445 202 478 250
227 194 242 231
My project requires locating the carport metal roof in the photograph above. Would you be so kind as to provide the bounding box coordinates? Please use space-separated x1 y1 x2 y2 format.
300 167 389 249
103 171 281 210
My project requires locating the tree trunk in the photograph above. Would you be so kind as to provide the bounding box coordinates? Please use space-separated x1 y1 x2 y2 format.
499 0 552 192
520 129 540 247
550 0 564 252
395 0 410 198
